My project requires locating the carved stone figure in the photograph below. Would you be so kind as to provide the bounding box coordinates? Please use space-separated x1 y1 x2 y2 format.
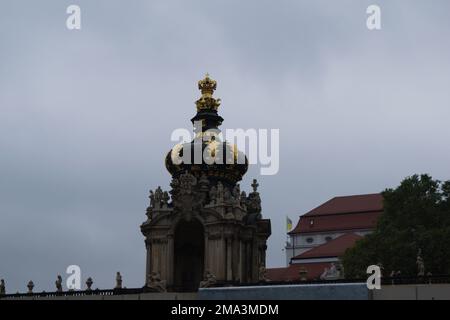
244 180 262 224
172 172 202 219
27 280 34 294
198 173 209 189
258 266 267 282
251 179 259 192
86 277 93 291
0 279 5 295
209 186 217 205
417 248 425 276
216 182 224 204
223 187 232 203
232 184 241 205
154 186 163 208
170 178 180 197
162 191 170 208
240 191 247 209
146 272 167 292
179 172 197 192
115 272 122 289
246 179 262 218
199 271 217 288
149 190 155 208
55 275 63 293
145 206 153 221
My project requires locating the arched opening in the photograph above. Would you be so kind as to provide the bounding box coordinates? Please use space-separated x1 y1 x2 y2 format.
174 218 204 291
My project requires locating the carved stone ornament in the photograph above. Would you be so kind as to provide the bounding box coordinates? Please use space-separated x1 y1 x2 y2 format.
172 172 204 220
199 271 217 288
146 272 167 292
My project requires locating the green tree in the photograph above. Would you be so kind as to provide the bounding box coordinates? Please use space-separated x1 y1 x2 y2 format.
342 174 450 278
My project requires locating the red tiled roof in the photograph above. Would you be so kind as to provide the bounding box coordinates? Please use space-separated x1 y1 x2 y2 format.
266 263 331 282
290 211 381 234
292 233 363 260
304 193 383 217
267 234 364 282
289 193 383 234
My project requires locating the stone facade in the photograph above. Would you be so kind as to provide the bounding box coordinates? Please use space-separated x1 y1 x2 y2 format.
140 75 271 292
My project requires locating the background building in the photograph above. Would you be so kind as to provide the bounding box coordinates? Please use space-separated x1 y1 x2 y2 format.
268 193 383 281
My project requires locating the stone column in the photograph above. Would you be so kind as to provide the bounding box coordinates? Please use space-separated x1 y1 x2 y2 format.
145 239 152 285
204 232 209 275
226 237 232 281
167 234 174 287
239 240 243 283
252 239 258 282
245 241 251 283
232 235 239 282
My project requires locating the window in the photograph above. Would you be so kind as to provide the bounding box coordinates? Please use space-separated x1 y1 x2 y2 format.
306 237 314 244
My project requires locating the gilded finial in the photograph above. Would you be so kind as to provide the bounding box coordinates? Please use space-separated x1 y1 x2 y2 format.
196 74 221 111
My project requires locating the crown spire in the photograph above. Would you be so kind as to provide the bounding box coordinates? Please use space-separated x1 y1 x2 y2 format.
195 74 221 111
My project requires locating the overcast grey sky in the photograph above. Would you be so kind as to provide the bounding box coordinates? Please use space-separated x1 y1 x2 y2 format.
1 0 450 293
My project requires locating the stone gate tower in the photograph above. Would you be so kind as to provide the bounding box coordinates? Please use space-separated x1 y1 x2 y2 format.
140 75 271 292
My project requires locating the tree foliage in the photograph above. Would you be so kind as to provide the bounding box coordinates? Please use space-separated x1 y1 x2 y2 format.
342 174 450 278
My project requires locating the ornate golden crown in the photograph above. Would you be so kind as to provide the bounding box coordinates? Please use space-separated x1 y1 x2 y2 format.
198 73 217 94
195 74 221 111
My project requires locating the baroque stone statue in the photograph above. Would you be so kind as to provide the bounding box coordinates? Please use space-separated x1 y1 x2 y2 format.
240 191 247 209
216 182 224 204
86 277 93 291
223 187 232 203
155 186 163 208
149 190 155 208
27 280 34 294
0 279 5 295
162 191 170 207
115 272 122 289
232 184 241 204
55 275 63 293
209 186 217 205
